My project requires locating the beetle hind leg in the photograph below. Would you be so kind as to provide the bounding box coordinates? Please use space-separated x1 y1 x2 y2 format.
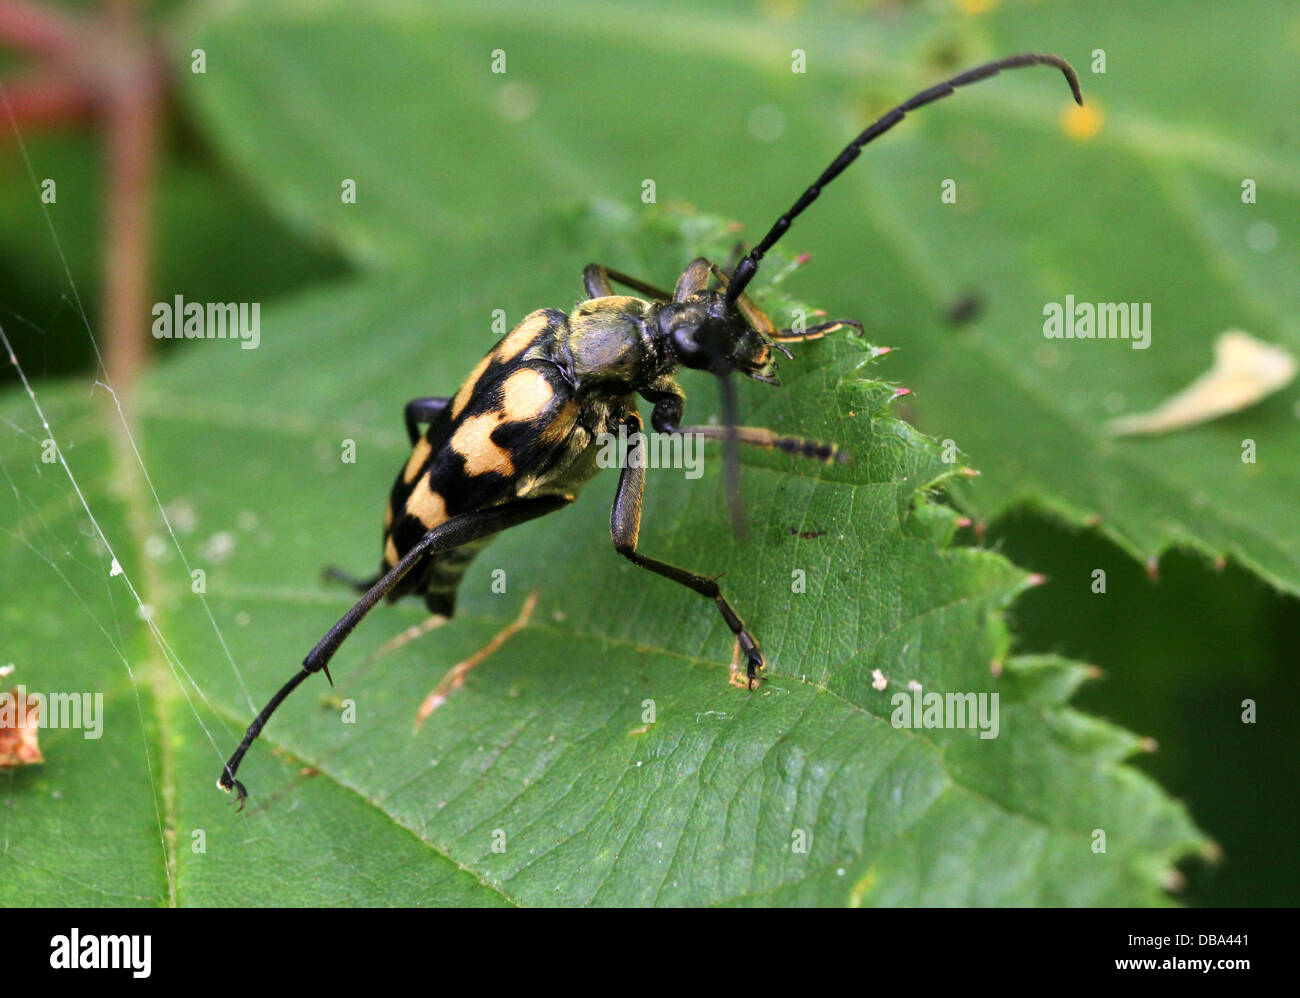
220 496 573 804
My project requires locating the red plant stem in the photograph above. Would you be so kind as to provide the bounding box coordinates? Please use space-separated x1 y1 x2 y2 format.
0 71 93 131
99 1 164 395
0 0 79 59
1 0 169 394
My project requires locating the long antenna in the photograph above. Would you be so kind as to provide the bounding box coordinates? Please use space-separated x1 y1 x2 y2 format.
726 52 1082 303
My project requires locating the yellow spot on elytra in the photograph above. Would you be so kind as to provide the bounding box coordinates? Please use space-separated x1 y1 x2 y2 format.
451 413 516 477
451 367 565 477
496 310 552 362
383 498 393 529
1062 100 1103 140
499 367 555 422
384 536 399 567
402 438 432 483
406 478 449 529
451 354 493 419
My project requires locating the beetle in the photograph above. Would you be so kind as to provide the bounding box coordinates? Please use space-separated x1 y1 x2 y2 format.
219 52 1082 806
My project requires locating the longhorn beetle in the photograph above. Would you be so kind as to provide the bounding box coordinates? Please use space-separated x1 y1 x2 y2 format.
219 53 1083 806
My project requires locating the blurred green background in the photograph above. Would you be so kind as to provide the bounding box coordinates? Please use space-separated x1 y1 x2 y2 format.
2 0 1296 905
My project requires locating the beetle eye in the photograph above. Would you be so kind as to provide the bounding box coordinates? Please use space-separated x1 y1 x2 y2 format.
672 326 701 359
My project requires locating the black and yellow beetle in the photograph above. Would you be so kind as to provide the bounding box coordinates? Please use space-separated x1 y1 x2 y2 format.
219 53 1082 805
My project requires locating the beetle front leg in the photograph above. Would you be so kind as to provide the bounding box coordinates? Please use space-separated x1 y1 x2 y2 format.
648 391 842 463
673 424 844 463
582 264 674 301
610 412 765 686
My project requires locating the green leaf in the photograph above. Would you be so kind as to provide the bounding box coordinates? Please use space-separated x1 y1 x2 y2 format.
0 206 1206 905
178 0 1300 593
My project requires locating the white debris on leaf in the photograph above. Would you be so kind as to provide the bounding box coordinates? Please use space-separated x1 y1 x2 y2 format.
109 557 123 577
201 531 236 563
1108 330 1297 436
871 669 888 691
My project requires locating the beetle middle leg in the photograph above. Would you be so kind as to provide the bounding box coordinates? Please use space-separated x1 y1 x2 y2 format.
648 391 844 464
403 395 450 444
609 412 765 686
323 395 453 590
675 424 844 463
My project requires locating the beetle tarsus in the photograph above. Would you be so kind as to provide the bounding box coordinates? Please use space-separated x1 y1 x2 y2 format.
218 767 248 811
738 632 765 684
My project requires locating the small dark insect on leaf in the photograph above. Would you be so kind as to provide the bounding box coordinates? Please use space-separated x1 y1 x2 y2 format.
217 52 1083 808
945 291 984 327
789 527 827 540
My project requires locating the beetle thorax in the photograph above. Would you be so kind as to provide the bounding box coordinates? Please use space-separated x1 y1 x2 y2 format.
561 295 671 388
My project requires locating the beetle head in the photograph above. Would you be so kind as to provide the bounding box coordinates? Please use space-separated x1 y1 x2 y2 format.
657 290 781 384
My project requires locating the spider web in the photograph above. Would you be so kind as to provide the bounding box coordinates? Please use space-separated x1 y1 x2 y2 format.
0 84 286 901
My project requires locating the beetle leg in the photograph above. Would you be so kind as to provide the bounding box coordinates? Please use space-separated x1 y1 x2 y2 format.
648 393 842 464
582 265 614 297
320 396 452 592
673 258 712 300
219 494 573 807
672 424 844 463
583 264 673 301
403 396 450 444
609 411 765 686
